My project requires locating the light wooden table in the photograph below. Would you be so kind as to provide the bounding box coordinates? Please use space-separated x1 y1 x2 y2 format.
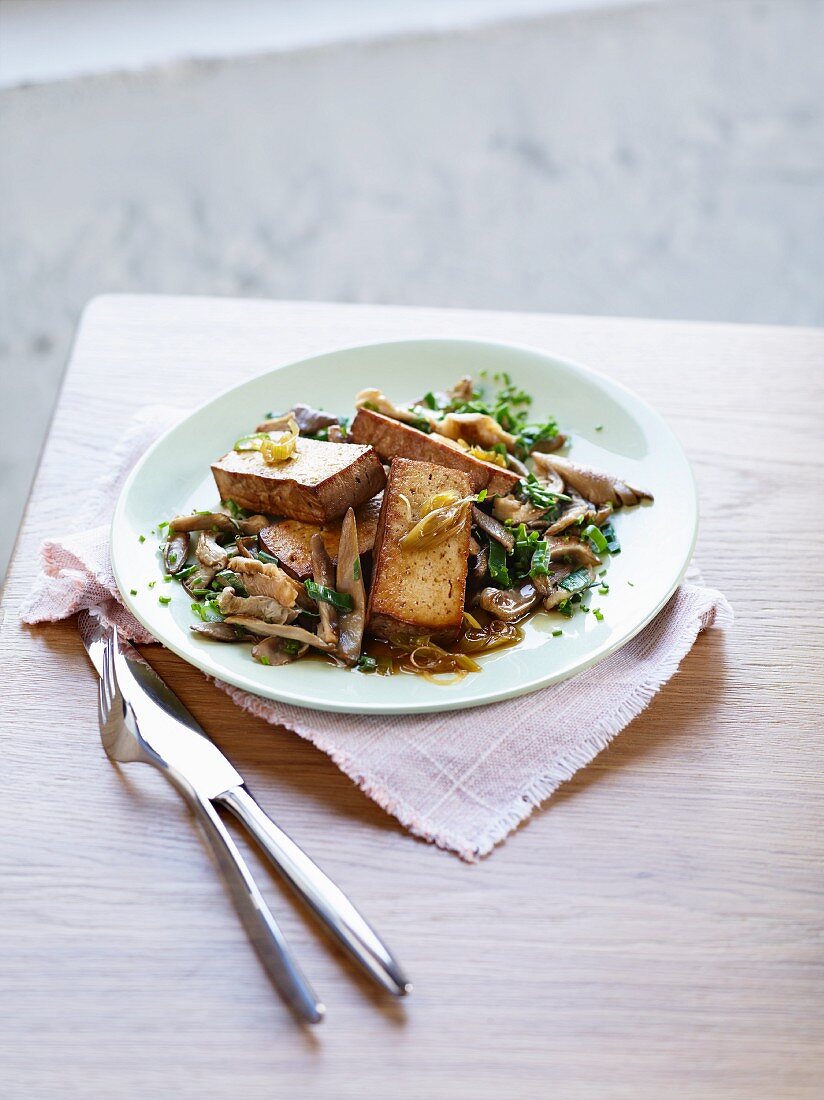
2 296 822 1100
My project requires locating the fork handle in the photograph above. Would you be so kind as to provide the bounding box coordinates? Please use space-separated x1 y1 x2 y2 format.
218 785 411 997
187 788 325 1024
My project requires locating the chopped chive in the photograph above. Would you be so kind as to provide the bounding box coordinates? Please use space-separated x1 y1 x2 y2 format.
599 569 607 577
627 580 635 587
258 550 279 565
163 574 172 582
148 580 156 589
593 608 604 621
259 655 271 666
476 488 488 502
158 595 172 606
357 654 378 672
138 534 146 543
598 584 609 595
282 639 301 656
129 588 137 596
552 628 563 637
595 424 603 431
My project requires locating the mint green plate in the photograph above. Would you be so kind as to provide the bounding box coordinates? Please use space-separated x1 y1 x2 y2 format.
111 339 698 714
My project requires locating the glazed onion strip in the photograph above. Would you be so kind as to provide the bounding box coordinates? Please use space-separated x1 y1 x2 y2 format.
409 643 481 674
233 416 299 464
400 490 475 551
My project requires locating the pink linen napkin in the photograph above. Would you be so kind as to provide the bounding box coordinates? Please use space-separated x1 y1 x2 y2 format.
21 407 732 861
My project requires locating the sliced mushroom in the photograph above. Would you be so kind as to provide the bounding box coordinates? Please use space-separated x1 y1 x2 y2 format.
447 375 475 403
216 587 295 624
435 413 518 453
476 583 540 622
238 514 269 536
196 531 229 570
164 530 190 575
170 512 239 535
544 498 590 535
310 532 339 646
505 453 530 478
254 412 295 434
182 564 218 598
530 454 566 494
471 505 516 552
472 542 489 583
492 495 547 526
291 404 339 435
251 636 308 666
544 536 601 569
530 432 566 454
258 404 338 436
232 536 258 558
230 557 301 606
189 621 249 642
222 616 334 650
530 563 573 598
335 507 366 666
543 566 595 609
354 387 438 429
532 454 652 507
545 494 611 536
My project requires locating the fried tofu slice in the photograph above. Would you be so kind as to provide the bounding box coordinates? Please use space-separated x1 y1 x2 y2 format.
258 495 383 581
350 407 520 496
367 459 472 644
211 438 385 524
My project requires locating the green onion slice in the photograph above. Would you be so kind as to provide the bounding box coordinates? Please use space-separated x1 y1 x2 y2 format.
582 524 609 553
559 567 593 595
529 539 550 578
600 522 621 554
212 570 247 596
488 539 511 587
191 600 224 623
305 579 354 612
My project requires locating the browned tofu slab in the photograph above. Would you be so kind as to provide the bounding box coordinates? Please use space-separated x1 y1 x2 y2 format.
258 494 383 580
367 459 472 644
211 437 386 524
350 407 520 496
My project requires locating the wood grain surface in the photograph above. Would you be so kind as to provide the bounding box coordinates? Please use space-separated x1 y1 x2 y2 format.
1 296 822 1100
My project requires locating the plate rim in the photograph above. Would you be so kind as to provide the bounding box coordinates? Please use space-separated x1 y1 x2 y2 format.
111 335 699 714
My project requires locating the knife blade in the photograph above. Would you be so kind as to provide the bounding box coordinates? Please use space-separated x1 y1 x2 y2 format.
78 611 242 800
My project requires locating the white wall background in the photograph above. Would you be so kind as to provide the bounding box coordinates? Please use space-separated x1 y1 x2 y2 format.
1 0 822 577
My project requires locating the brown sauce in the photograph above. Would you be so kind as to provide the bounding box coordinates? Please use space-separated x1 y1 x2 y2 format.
357 607 526 678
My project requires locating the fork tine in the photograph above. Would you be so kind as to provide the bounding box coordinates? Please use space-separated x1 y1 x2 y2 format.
99 637 114 720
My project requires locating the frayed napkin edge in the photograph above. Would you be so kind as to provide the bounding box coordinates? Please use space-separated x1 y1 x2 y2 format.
220 585 733 862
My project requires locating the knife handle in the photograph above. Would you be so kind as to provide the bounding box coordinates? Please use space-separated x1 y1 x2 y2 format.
218 785 411 997
187 789 325 1024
